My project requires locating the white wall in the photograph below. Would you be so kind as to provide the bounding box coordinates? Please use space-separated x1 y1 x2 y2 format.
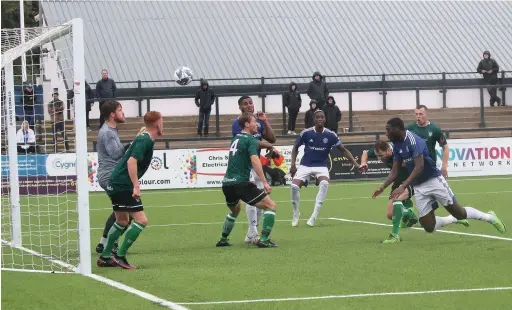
88 88 493 119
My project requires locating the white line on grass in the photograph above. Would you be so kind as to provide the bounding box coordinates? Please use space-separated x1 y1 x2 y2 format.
0 240 189 310
176 287 512 306
88 177 512 196
88 190 512 211
328 217 512 241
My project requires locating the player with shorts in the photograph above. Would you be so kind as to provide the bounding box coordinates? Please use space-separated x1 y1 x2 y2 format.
372 117 506 241
217 114 278 248
290 110 361 227
97 111 163 269
232 95 276 244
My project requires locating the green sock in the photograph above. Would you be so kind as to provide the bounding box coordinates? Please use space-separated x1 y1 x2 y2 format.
101 222 125 258
260 210 276 241
391 201 405 236
221 214 237 240
117 221 145 257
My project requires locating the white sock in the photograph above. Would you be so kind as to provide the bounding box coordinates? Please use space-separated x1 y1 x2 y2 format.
312 180 329 218
464 207 494 223
100 237 107 245
434 215 457 230
256 208 263 229
246 204 258 236
291 184 301 215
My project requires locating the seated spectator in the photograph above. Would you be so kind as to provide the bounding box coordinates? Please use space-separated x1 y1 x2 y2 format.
260 149 287 186
17 120 36 154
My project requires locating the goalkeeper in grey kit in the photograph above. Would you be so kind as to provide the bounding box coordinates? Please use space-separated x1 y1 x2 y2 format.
95 101 144 254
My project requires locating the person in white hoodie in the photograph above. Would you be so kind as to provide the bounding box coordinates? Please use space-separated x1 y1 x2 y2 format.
17 120 36 153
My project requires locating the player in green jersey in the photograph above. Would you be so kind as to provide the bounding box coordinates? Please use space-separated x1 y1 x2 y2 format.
406 105 449 178
97 111 163 269
217 114 279 248
361 140 418 243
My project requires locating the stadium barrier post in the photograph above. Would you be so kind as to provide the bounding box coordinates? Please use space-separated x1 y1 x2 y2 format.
380 74 387 110
261 77 266 113
415 89 420 108
281 93 286 135
348 91 353 132
137 79 142 117
479 87 486 128
146 98 151 113
215 96 220 137
441 72 447 108
500 71 506 106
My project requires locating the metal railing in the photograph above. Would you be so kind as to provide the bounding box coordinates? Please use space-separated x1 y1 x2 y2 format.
90 127 512 151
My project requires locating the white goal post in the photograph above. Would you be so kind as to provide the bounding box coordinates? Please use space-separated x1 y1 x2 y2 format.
1 19 91 275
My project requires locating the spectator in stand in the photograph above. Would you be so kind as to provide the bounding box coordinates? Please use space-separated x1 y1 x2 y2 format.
284 82 302 135
17 120 36 154
477 50 503 107
260 149 287 186
85 80 95 131
323 95 342 133
48 92 69 152
307 71 329 110
22 82 35 128
194 79 216 137
96 69 117 128
304 100 319 129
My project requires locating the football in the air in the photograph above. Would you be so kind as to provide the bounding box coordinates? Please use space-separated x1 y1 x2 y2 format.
173 66 194 85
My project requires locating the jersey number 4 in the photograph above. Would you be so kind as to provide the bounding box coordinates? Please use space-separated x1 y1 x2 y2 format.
230 139 239 156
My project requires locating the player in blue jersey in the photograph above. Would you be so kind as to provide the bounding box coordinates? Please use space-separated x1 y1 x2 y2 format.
372 117 506 243
290 110 361 227
232 95 276 244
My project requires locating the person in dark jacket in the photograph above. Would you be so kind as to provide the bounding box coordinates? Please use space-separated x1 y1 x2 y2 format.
306 71 329 110
323 95 342 133
85 81 95 131
304 100 319 129
477 51 502 106
194 79 216 137
283 82 302 135
96 69 117 128
22 82 35 129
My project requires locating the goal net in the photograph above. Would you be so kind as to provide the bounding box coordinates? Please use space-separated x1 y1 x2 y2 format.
1 19 91 274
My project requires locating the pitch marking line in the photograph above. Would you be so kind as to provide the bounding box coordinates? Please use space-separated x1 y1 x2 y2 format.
328 217 512 241
1 240 189 310
88 177 512 196
88 189 512 211
176 287 512 306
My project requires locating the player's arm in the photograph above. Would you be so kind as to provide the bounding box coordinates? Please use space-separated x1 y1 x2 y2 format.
249 139 271 193
259 113 276 143
127 138 149 199
360 150 370 171
436 127 449 177
290 135 303 177
259 140 274 150
373 159 401 198
336 143 360 169
401 155 424 189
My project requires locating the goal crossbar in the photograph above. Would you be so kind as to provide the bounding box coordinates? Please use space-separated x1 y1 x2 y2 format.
1 20 73 68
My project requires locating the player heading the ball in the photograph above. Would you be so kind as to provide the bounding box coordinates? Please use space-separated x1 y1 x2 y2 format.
218 114 278 248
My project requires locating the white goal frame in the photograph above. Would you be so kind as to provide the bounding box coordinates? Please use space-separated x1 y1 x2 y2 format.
1 18 91 275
